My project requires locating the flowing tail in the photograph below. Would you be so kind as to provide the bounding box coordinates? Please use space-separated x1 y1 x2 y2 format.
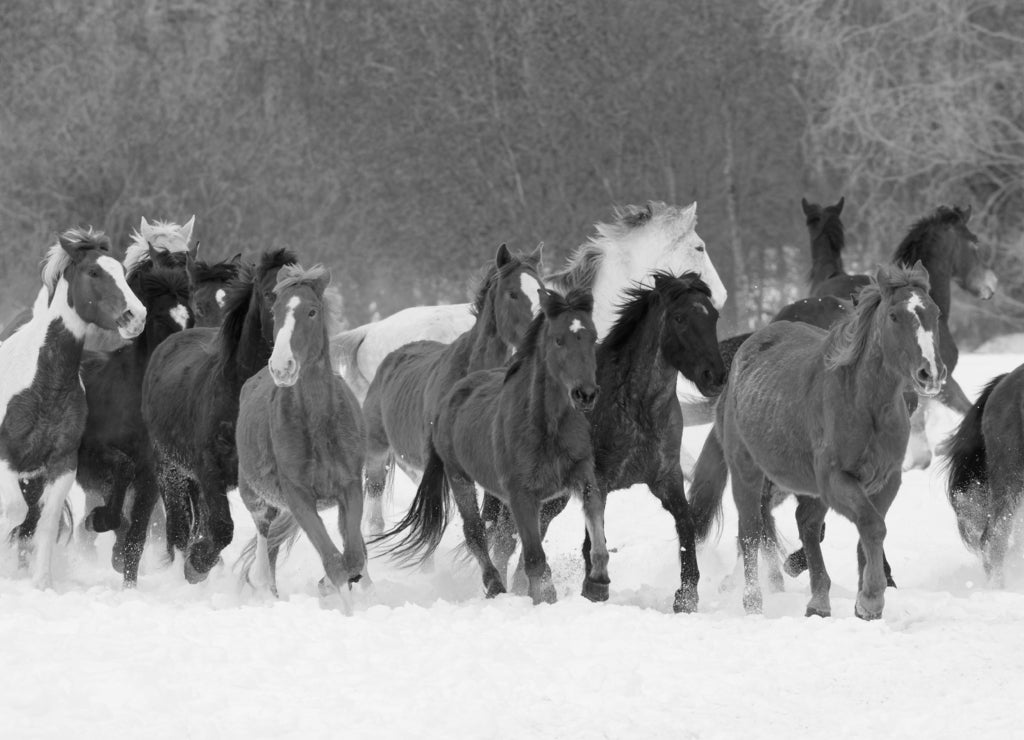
369 445 451 566
945 374 1005 552
689 428 729 543
236 511 301 583
330 324 371 400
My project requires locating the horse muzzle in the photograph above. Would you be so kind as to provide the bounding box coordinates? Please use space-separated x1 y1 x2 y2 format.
269 356 300 387
570 384 599 412
912 365 944 398
116 306 147 339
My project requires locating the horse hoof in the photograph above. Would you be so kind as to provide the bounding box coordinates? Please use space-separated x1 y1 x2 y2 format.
110 549 125 575
854 600 883 621
805 606 830 618
530 582 557 605
673 587 698 614
88 507 120 534
742 590 763 615
783 551 808 578
485 580 506 599
582 578 609 603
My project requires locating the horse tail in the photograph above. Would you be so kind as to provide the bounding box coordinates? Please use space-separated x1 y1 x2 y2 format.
370 444 451 566
689 429 729 543
236 511 301 583
331 324 370 389
945 374 1005 552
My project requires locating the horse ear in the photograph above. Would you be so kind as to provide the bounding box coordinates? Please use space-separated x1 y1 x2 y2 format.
59 233 84 262
140 217 153 241
835 196 844 215
312 267 331 297
801 197 811 215
529 241 544 265
495 243 512 269
147 241 162 264
537 287 558 316
229 252 243 265
181 215 196 244
910 259 930 283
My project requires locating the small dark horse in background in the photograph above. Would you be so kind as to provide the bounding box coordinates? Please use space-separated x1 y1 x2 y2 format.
487 272 726 612
76 258 194 586
946 364 1024 587
694 263 944 619
237 265 367 599
362 243 543 534
186 249 242 327
142 248 297 583
375 288 599 604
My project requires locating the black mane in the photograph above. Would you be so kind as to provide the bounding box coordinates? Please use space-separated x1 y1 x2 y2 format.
894 206 973 265
191 258 241 284
602 272 710 354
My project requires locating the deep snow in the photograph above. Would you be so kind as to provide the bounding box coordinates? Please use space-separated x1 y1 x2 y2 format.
2 354 1024 739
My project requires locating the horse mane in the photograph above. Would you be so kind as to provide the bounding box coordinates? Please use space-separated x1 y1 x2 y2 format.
139 263 190 301
602 271 710 354
825 264 931 369
469 250 541 317
191 258 240 285
547 202 697 292
41 227 111 298
275 263 327 293
125 219 191 276
216 247 298 375
504 288 593 381
893 206 973 265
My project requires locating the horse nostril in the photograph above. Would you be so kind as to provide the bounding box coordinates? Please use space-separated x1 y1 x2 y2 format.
121 309 135 323
917 367 932 383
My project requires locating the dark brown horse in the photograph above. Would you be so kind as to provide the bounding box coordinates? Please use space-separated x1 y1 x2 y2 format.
696 263 944 620
186 249 242 327
803 196 847 295
236 265 367 599
374 288 599 604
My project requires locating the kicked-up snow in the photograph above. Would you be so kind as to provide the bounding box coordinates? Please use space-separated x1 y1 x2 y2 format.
1 354 1023 738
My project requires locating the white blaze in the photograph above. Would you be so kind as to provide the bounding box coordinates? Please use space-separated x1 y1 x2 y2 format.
169 304 189 331
269 295 301 382
520 273 542 316
215 289 227 308
907 293 938 379
97 254 147 338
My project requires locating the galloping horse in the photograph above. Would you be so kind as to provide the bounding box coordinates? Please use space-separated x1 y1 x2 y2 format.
376 289 599 604
335 202 727 401
362 243 543 533
236 265 368 598
696 263 944 620
142 248 297 583
0 229 145 587
946 364 1024 587
76 261 194 585
488 273 726 612
186 249 242 327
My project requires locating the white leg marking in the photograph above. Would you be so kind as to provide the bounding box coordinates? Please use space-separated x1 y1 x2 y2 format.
32 469 75 589
519 273 543 316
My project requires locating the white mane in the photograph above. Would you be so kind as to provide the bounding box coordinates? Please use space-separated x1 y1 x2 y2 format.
124 215 195 275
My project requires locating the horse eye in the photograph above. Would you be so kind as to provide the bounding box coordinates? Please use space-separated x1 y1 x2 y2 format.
308 308 317 318
88 268 101 278
889 311 899 322
555 337 564 347
509 291 518 299
695 245 705 253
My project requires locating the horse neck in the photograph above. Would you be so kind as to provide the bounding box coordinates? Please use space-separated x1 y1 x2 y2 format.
596 315 674 414
831 323 904 410
36 279 88 384
897 233 951 319
525 350 574 437
233 300 272 383
809 231 844 287
466 295 514 369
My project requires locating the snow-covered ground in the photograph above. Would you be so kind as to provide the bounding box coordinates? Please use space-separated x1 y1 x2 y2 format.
2 355 1024 739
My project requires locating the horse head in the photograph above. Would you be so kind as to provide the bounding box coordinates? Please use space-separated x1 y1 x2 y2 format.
186 250 242 327
802 196 845 255
138 265 193 350
538 287 598 412
478 242 544 351
944 205 998 300
653 271 726 396
877 261 946 397
268 264 331 387
55 229 147 339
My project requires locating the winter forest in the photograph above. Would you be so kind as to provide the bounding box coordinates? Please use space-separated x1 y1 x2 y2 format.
3 0 1024 339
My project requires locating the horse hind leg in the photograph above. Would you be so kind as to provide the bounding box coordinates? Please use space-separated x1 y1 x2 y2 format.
758 479 785 593
729 457 765 614
362 447 391 537
239 480 280 597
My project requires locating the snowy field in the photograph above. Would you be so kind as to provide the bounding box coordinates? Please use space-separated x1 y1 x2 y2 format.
2 354 1024 739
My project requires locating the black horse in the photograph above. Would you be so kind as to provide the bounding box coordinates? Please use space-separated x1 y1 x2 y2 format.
803 196 847 296
487 272 726 612
186 249 242 327
76 260 194 585
142 248 297 583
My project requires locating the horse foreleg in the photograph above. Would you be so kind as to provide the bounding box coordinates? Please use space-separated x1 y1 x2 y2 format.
511 495 569 595
731 467 765 615
794 495 830 617
120 465 161 588
509 492 555 605
0 461 28 542
337 478 369 586
448 474 505 598
31 468 75 589
580 483 611 603
902 403 932 472
484 494 517 584
649 468 700 612
850 477 899 620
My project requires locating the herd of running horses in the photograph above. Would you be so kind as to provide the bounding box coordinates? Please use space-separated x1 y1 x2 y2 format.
0 198 1018 621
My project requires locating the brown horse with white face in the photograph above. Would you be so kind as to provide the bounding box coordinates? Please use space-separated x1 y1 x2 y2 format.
703 261 944 620
0 228 145 587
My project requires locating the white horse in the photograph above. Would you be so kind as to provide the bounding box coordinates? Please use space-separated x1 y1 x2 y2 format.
334 201 727 401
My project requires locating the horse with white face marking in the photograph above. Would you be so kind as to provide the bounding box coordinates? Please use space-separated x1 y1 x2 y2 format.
361 244 543 534
185 249 242 327
0 228 145 587
334 201 726 401
236 265 368 600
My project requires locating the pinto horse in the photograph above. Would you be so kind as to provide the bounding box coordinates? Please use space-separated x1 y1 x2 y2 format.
142 248 297 583
186 249 242 327
75 261 194 585
946 365 1024 587
488 273 727 612
335 201 727 401
376 288 599 604
362 243 543 533
697 263 944 620
237 265 368 598
0 228 145 587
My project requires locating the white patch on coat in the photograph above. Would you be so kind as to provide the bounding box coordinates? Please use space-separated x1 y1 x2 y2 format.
569 318 583 334
215 289 227 308
907 293 938 379
269 296 301 380
520 273 542 316
169 304 190 331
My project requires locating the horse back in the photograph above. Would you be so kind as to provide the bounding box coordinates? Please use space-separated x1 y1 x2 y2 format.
811 273 870 302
